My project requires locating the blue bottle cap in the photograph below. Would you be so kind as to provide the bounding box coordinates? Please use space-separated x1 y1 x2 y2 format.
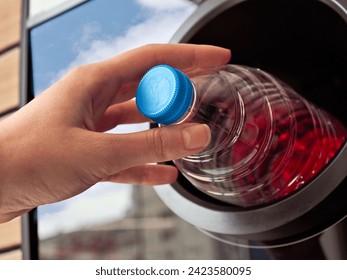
136 64 193 125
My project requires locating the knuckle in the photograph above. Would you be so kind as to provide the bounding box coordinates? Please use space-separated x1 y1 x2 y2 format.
66 64 99 83
147 129 170 160
68 64 89 77
65 63 112 93
140 43 160 52
138 166 152 185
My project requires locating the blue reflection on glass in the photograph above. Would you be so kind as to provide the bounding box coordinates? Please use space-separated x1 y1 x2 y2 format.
31 0 195 94
30 0 196 253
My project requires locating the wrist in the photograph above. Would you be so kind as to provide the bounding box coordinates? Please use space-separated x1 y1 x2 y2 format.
0 120 27 223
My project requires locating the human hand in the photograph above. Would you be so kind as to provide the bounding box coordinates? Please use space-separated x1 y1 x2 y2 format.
0 44 231 222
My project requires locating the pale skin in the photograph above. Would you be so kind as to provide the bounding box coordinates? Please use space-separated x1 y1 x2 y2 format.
0 44 231 223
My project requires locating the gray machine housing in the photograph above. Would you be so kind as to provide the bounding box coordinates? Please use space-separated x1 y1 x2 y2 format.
155 0 347 247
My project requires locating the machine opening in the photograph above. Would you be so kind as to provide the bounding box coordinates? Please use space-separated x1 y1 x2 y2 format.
186 0 347 124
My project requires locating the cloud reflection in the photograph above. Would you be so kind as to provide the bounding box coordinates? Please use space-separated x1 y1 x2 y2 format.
51 0 195 84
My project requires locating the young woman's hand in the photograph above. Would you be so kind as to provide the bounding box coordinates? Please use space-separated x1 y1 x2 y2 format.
0 44 231 222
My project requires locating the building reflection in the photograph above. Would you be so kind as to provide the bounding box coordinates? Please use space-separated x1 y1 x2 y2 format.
40 186 249 259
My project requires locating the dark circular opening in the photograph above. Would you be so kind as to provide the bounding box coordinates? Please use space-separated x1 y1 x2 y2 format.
187 0 347 124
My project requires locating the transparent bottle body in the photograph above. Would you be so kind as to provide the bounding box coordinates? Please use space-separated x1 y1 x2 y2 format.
173 65 347 207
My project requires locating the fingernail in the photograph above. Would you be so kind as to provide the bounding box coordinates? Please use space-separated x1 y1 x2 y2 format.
182 124 211 150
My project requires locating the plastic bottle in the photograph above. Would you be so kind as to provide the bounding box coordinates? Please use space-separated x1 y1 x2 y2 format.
136 64 347 207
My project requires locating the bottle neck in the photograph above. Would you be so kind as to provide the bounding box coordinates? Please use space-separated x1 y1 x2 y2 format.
175 83 197 125
176 71 246 160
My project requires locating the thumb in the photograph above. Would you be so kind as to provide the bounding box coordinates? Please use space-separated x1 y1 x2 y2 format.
95 123 211 174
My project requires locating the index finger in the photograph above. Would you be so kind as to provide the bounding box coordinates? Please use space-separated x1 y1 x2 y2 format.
76 44 230 119
98 44 231 102
107 44 231 83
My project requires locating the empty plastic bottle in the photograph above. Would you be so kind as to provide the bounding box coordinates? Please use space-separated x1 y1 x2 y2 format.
136 64 347 207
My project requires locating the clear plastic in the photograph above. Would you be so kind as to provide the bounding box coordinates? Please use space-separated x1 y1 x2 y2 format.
173 65 347 207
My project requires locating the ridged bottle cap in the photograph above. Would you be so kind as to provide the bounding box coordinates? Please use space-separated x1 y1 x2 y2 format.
136 64 193 125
